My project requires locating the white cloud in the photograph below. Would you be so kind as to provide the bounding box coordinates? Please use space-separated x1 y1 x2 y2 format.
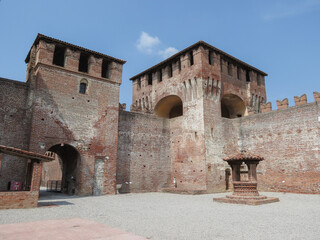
158 47 179 59
136 32 160 54
136 31 179 59
262 0 320 21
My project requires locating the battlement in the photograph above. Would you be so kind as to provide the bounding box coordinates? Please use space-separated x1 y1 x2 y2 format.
260 92 319 113
130 40 267 118
25 34 125 84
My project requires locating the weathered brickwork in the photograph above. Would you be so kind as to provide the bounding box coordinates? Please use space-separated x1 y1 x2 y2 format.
0 34 319 206
126 40 319 194
0 161 43 209
0 34 125 197
26 36 124 195
0 191 39 209
236 102 320 193
0 78 31 190
117 111 171 192
128 41 268 192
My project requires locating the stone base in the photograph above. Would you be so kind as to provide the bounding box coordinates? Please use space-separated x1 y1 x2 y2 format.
213 196 279 205
161 188 207 195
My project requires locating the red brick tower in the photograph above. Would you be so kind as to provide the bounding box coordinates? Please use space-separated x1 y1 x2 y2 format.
25 34 125 195
129 41 267 192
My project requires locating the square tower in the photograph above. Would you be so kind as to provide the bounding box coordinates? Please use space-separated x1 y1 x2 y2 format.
25 34 126 195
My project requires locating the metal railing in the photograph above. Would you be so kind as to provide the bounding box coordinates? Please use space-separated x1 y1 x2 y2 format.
46 180 62 192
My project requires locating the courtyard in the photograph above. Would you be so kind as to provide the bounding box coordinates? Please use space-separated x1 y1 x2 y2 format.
0 191 319 239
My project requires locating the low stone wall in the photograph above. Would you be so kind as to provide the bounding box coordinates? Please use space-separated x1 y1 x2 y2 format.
0 191 39 209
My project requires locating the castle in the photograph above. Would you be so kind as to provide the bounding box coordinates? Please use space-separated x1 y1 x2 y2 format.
0 34 319 207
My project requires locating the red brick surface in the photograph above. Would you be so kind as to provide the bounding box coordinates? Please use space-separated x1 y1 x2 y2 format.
0 78 31 190
117 111 171 192
0 35 124 197
1 36 319 204
236 102 320 193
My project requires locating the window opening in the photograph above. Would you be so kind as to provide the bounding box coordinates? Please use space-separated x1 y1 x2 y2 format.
168 64 173 78
102 59 111 78
257 74 261 85
228 62 232 76
237 67 241 80
189 51 194 66
79 82 87 94
246 70 251 82
209 50 214 65
53 45 66 67
137 78 141 89
78 53 89 73
148 73 153 85
159 70 162 82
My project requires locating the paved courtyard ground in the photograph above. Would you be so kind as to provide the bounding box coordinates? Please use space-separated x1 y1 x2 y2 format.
0 191 319 240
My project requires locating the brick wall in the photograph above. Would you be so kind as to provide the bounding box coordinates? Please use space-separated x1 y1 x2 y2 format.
26 38 123 195
0 161 42 209
27 64 121 195
0 78 31 190
236 102 320 193
117 111 171 192
203 99 238 193
0 191 39 209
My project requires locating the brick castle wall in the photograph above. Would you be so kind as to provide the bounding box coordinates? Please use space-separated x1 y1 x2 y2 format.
236 102 320 193
25 38 123 195
117 111 171 192
0 78 31 190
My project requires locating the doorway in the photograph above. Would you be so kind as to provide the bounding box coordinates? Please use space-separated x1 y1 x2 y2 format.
42 144 80 195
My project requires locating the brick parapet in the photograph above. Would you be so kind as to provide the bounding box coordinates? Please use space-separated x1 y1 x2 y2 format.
234 102 320 194
131 42 267 117
29 38 124 86
260 92 319 112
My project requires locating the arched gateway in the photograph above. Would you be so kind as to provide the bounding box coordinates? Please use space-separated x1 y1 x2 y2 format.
43 144 80 195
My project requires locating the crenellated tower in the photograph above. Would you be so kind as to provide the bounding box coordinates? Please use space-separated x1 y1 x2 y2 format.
25 34 126 195
128 41 268 192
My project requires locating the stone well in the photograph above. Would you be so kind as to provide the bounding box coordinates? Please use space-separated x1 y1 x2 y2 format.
213 151 279 205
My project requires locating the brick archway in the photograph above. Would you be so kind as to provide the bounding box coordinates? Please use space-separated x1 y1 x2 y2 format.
221 94 247 118
154 95 183 119
45 144 80 195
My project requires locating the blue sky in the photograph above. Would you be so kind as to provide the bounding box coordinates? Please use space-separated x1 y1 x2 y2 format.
0 0 319 109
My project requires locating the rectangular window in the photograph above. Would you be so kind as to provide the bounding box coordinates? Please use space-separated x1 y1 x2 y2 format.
178 59 181 72
52 45 66 67
137 78 141 89
79 82 87 94
158 70 162 82
148 73 153 85
237 67 241 80
168 64 172 78
246 70 251 82
102 59 111 78
189 51 194 66
228 62 232 76
78 53 89 73
209 50 214 65
257 73 261 85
